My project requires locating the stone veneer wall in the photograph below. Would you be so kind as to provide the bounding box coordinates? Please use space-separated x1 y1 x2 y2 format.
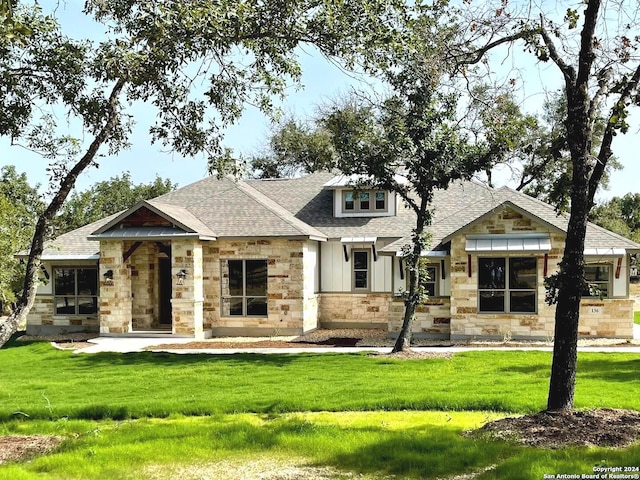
203 238 315 336
579 299 634 337
449 206 633 340
319 293 390 329
388 297 451 338
172 239 205 338
129 242 157 330
99 240 133 334
26 296 99 335
631 281 640 311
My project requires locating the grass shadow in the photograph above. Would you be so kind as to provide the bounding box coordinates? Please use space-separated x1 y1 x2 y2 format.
0 331 33 350
577 356 640 383
71 350 325 368
273 419 520 479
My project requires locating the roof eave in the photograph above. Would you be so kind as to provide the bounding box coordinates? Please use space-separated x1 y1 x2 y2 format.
91 200 198 235
87 234 216 242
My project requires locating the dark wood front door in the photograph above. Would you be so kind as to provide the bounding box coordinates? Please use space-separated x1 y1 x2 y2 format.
158 257 172 327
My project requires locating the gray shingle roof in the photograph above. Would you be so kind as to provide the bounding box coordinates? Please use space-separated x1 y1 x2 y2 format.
34 213 119 259
380 183 640 254
37 171 640 259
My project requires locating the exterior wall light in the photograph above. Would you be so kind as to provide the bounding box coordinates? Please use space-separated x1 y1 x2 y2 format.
103 269 114 286
176 269 187 285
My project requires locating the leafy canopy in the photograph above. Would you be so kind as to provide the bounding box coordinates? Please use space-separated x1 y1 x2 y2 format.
56 173 177 234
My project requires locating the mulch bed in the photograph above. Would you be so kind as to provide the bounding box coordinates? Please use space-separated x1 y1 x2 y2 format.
0 436 63 465
470 408 640 448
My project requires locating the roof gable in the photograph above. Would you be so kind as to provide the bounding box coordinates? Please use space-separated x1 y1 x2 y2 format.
90 200 217 239
440 201 565 244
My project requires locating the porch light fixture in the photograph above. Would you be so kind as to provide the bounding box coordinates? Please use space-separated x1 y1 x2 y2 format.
103 269 114 286
176 269 187 285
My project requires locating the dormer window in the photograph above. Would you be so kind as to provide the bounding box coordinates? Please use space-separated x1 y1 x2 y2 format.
343 190 388 213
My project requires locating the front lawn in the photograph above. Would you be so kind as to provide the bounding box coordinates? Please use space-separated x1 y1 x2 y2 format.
1 340 640 420
1 340 640 479
635 310 640 325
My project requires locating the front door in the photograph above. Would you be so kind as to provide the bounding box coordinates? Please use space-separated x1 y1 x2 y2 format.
158 257 172 328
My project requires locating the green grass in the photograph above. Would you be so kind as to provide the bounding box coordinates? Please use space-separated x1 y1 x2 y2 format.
634 310 640 325
2 339 640 478
1 412 638 480
1 340 640 420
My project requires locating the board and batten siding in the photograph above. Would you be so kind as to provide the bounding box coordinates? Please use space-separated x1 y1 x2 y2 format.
391 255 451 297
320 240 392 293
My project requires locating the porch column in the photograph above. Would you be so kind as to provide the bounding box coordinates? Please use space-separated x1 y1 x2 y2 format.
171 239 204 338
99 240 132 334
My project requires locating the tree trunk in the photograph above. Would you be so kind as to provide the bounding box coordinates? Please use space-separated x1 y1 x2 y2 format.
547 129 591 410
546 207 588 410
0 78 126 349
392 250 420 352
392 207 429 353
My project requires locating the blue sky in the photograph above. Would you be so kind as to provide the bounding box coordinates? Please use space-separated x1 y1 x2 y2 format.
1 1 638 203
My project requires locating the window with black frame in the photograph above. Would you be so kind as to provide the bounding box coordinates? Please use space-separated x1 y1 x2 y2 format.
352 250 370 291
342 190 388 213
54 268 98 315
478 257 537 313
583 264 610 298
223 259 268 316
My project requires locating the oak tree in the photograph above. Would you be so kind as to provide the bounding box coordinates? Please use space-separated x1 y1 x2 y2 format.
458 0 640 410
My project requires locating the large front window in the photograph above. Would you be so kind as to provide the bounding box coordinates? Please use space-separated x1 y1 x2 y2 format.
222 259 268 316
54 268 98 315
478 257 537 313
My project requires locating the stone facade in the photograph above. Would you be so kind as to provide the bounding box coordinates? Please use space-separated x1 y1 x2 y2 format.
171 239 205 337
578 299 634 337
448 207 559 340
319 293 390 329
26 296 99 335
129 242 158 331
203 238 318 336
447 206 633 339
631 281 640 311
99 241 133 334
389 297 451 339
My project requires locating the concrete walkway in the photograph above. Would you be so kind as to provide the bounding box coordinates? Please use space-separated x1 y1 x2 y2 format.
75 335 640 355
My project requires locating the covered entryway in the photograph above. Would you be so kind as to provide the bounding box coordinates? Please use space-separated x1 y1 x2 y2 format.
87 200 215 338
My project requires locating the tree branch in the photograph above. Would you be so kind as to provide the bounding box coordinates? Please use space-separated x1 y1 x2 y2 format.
456 29 538 66
588 66 612 127
539 18 576 87
589 63 640 201
576 0 601 89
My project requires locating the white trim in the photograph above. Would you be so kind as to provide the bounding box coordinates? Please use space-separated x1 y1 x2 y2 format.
341 237 377 244
40 254 100 260
583 248 626 256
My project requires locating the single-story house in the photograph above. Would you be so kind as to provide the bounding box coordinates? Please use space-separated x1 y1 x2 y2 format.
24 172 640 340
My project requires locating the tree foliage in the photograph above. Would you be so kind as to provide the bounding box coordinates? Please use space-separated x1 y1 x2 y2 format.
56 173 176 234
590 194 640 243
0 0 29 40
0 166 43 310
249 119 335 179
